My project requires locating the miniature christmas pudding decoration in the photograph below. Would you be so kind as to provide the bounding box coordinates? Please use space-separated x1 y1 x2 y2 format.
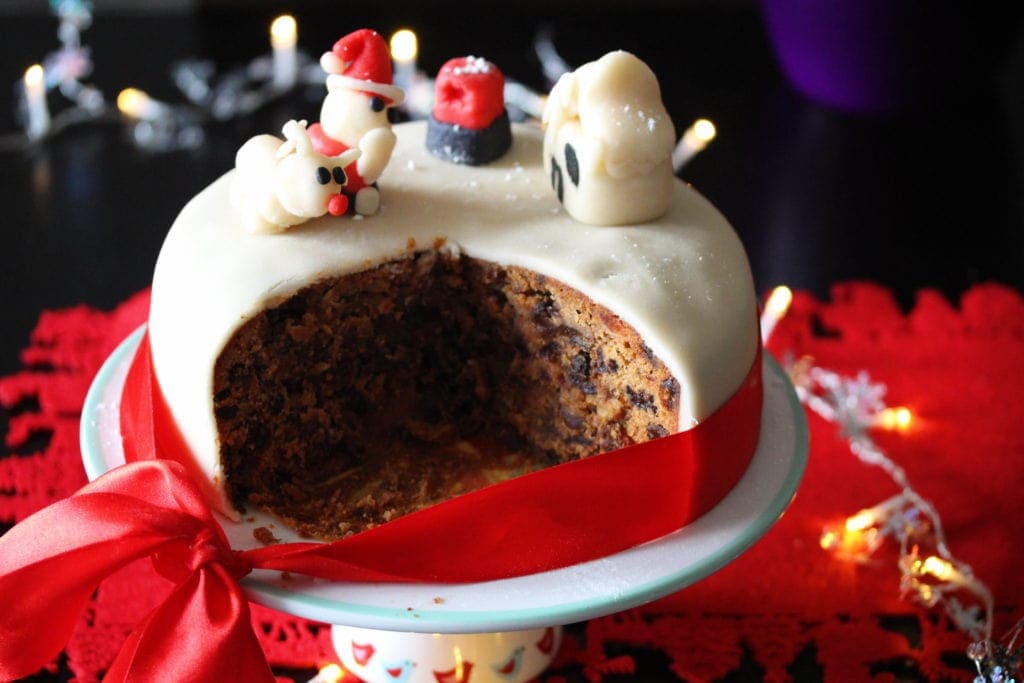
542 51 676 226
309 29 405 216
229 119 361 234
426 56 513 165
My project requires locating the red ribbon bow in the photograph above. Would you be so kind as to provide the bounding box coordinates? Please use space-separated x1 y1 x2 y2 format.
0 460 274 682
0 346 761 682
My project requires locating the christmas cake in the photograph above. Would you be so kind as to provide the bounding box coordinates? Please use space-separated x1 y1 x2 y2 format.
137 35 760 540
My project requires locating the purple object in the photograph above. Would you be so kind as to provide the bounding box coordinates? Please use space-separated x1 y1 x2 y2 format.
760 0 1020 116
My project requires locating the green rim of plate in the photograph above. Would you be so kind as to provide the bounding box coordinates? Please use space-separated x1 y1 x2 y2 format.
80 325 146 482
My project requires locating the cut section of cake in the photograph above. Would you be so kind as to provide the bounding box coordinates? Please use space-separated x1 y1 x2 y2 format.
212 253 681 537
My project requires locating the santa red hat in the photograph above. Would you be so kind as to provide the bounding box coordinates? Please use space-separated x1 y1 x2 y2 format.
320 28 405 105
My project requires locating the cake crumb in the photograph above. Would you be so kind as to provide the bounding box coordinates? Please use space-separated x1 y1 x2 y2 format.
433 597 444 604
406 236 417 250
253 526 280 545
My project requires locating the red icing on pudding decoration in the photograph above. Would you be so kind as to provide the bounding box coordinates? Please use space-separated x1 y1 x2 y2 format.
327 29 395 96
427 56 512 165
433 56 505 130
328 193 349 216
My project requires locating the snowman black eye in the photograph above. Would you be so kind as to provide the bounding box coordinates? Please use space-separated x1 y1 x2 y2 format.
370 96 385 112
332 166 347 185
315 167 331 185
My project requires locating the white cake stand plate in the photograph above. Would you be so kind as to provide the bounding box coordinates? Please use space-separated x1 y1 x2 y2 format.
81 327 808 682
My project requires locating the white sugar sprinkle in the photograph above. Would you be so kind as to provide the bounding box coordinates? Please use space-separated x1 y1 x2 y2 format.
452 56 493 76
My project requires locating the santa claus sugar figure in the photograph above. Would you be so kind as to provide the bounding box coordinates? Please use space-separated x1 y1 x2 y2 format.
308 29 405 216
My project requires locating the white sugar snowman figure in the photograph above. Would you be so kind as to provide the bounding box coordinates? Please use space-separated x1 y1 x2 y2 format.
542 50 676 226
230 119 361 234
307 29 406 217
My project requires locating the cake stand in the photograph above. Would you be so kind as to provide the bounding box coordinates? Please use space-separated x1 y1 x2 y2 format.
81 327 809 683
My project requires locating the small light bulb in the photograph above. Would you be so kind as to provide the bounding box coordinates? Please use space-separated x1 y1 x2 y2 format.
117 87 153 119
673 118 718 171
309 663 343 683
819 529 839 550
680 118 716 150
270 15 297 48
845 509 876 533
24 63 44 89
760 285 793 343
764 286 793 319
876 406 913 431
820 522 878 560
922 555 956 581
390 29 418 63
693 118 716 144
22 63 50 140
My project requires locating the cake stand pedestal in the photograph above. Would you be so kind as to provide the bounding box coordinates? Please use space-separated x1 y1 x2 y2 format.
329 625 562 683
81 328 808 683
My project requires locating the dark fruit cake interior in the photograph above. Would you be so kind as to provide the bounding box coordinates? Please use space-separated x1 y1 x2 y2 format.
213 249 680 539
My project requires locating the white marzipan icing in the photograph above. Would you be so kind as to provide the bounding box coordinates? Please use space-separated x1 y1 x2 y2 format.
230 120 361 234
148 121 759 515
543 51 676 226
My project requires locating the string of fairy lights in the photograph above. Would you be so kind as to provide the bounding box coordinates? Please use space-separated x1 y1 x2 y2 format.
761 286 1023 683
8 3 1018 682
6 1 325 152
7 1 716 169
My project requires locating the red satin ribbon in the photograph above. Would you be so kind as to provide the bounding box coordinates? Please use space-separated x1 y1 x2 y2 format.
122 332 763 579
0 334 762 682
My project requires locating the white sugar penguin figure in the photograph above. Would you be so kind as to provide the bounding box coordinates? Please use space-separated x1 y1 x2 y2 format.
542 51 676 226
307 29 405 217
230 119 361 234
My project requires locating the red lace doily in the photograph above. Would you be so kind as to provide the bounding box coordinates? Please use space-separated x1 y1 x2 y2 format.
2 282 1022 682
